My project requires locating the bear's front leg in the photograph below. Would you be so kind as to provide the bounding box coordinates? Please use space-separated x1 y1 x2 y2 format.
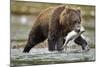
56 37 64 51
48 32 57 51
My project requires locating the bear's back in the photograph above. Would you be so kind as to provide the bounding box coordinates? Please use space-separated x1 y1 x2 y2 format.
35 7 53 24
35 5 66 24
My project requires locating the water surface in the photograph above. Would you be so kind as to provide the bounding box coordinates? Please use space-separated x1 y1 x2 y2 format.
11 48 95 66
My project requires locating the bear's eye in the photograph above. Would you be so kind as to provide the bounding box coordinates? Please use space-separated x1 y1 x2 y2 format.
73 20 77 24
74 21 77 23
73 20 80 24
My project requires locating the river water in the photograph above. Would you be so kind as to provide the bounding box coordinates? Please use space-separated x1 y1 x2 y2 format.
11 48 95 66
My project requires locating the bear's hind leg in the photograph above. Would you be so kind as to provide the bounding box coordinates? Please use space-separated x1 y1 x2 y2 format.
23 28 46 53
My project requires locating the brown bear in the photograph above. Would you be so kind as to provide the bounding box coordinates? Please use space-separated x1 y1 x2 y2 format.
23 5 87 53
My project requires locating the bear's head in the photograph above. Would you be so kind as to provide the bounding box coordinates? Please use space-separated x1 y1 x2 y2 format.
60 6 81 33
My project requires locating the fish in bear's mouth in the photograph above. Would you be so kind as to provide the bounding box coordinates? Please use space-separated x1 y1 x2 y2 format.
62 26 90 52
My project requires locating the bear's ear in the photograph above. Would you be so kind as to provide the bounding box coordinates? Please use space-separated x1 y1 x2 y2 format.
77 7 81 13
65 5 71 9
65 5 72 13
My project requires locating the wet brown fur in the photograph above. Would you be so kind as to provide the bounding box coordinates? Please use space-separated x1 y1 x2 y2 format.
23 5 81 52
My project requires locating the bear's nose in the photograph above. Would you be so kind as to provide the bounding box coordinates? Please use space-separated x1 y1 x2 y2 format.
75 29 80 33
77 29 80 32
